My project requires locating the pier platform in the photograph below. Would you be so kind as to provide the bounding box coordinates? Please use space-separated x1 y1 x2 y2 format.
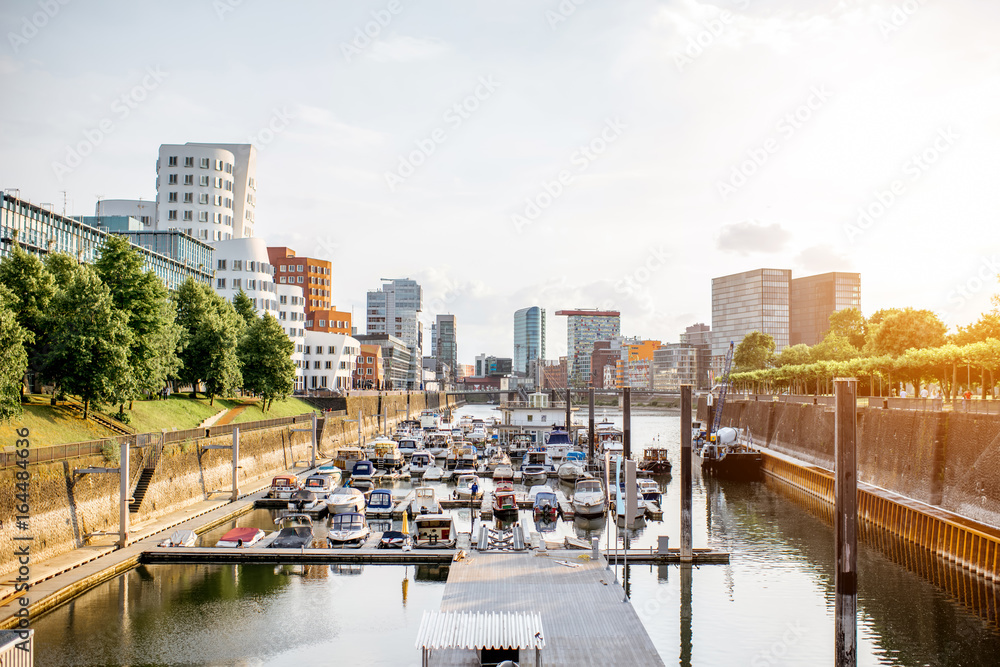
433 550 665 666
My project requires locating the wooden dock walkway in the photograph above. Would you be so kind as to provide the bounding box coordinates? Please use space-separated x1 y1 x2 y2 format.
434 551 665 666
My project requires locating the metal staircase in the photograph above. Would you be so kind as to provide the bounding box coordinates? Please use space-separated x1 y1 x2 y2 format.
129 435 162 513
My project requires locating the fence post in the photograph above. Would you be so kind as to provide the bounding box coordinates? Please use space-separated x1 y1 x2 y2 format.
835 378 858 667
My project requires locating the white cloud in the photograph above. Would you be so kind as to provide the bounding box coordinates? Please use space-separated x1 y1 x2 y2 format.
367 35 451 62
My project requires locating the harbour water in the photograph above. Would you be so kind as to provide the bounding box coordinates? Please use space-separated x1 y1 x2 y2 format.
30 405 1000 665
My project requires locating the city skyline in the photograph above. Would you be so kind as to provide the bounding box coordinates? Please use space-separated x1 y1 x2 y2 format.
2 1 997 364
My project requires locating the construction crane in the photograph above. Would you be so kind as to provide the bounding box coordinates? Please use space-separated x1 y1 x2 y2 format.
710 341 735 438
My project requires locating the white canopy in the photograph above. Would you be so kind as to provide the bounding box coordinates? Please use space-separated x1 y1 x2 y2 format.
415 610 545 651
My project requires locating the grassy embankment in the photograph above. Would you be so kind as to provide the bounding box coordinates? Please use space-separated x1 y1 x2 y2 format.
1 394 318 448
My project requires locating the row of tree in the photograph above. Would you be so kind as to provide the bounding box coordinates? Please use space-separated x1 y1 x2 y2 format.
0 238 297 423
729 305 1000 397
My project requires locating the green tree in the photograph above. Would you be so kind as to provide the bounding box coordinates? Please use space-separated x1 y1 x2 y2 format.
733 331 775 372
41 266 132 419
94 236 181 410
44 252 80 289
0 285 30 421
868 308 947 357
775 343 811 367
173 278 243 404
828 307 867 350
810 332 860 362
953 312 1000 346
238 313 295 412
232 289 257 327
0 243 56 396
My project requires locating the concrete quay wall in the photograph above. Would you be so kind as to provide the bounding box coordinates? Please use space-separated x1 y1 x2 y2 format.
0 393 461 580
698 397 1000 528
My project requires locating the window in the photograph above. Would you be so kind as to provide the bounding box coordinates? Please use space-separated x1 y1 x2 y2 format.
319 320 325 327
305 346 311 355
168 156 178 167
199 175 209 186
167 192 178 203
183 210 193 221
199 229 208 240
225 163 232 174
167 210 178 220
232 279 241 289
247 280 256 290
215 159 224 171
325 361 332 369
199 193 209 204
198 211 208 222
527 415 533 422
233 260 243 270
297 276 303 283
183 192 193 203
168 174 177 185
200 157 210 168
340 362 347 369
328 346 336 354
184 174 194 185
216 278 226 289
214 177 223 189
279 276 286 284
217 259 227 270
279 295 287 304
184 156 194 167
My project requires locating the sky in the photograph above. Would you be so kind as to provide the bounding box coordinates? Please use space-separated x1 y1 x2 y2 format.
2 0 998 365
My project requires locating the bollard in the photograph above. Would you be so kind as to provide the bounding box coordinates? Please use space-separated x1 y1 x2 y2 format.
592 537 600 560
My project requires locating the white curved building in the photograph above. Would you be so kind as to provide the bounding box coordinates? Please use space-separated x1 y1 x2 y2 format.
156 143 257 240
277 282 307 391
210 238 277 315
302 331 360 391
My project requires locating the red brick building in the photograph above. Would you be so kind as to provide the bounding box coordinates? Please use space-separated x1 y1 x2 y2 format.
267 246 351 334
541 357 568 390
353 344 383 389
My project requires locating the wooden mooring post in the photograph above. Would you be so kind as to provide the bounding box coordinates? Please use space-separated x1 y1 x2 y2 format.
835 378 858 666
680 385 692 562
623 387 631 460
588 388 595 465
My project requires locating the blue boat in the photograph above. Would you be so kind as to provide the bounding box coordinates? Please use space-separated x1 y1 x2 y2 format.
367 488 394 515
352 460 375 480
565 451 586 463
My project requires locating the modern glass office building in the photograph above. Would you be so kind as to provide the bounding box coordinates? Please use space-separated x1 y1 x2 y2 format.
789 272 862 346
435 314 457 385
556 309 621 388
366 279 423 389
513 306 546 376
1 194 212 290
711 268 791 363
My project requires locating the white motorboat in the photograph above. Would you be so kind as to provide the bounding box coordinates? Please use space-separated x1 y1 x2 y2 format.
397 436 421 460
302 473 339 500
521 464 548 485
485 448 511 471
216 527 264 548
419 409 442 430
413 514 456 548
423 464 445 481
327 512 370 548
493 463 514 480
412 486 441 514
468 422 488 443
287 488 323 512
370 436 404 471
424 431 452 457
267 474 299 499
409 451 434 477
453 474 483 500
545 425 574 462
557 461 585 482
573 478 606 517
637 478 662 504
269 514 314 549
326 487 366 515
159 529 196 547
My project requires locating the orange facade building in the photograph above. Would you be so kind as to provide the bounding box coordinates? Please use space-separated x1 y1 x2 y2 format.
267 246 351 334
353 344 383 389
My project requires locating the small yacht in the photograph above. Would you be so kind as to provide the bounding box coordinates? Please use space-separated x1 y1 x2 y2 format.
425 431 452 457
267 474 299 499
637 478 662 504
351 460 375 483
423 464 445 481
287 488 323 513
216 527 264 548
409 451 434 477
270 514 314 549
557 461 585 482
413 486 441 514
314 465 344 489
332 447 366 474
492 483 518 518
522 464 548 485
371 436 404 471
327 512 370 548
413 514 456 548
419 409 442 431
493 463 514 481
485 448 512 471
326 487 366 515
454 474 483 501
572 478 606 517
159 529 196 548
530 486 559 519
367 488 395 516
545 425 574 461
302 473 339 500
397 436 421 460
468 421 489 443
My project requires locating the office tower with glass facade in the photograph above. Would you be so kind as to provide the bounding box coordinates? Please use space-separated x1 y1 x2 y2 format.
366 278 423 389
789 272 862 346
435 314 457 386
556 309 621 387
711 269 791 366
513 306 546 376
